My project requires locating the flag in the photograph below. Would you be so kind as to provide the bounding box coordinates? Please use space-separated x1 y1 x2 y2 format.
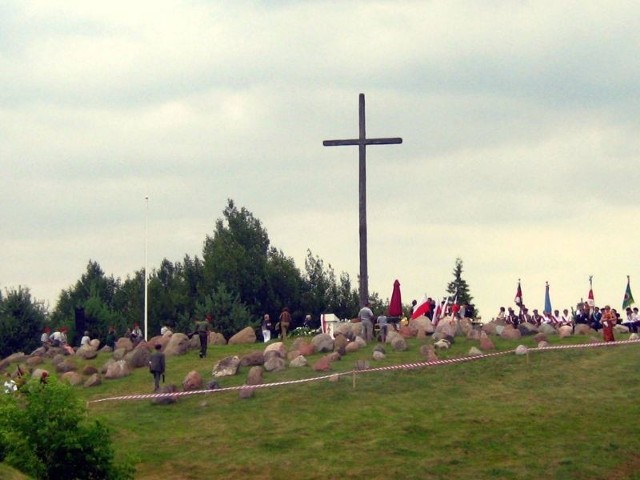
587 276 595 308
544 282 552 313
411 294 431 320
622 276 635 309
432 297 443 327
514 281 523 307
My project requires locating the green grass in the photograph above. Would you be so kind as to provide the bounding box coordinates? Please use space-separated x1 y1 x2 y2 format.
8 334 640 479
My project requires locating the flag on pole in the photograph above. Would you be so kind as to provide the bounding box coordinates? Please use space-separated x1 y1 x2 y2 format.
514 280 523 307
586 275 595 308
411 294 431 320
544 282 552 313
622 275 635 309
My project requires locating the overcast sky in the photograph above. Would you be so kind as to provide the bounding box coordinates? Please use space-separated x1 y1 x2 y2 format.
3 0 640 319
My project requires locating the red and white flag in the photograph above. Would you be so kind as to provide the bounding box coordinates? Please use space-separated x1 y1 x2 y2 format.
411 294 431 320
514 281 523 307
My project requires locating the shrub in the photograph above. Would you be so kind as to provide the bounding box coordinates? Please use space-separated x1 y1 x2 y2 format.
0 378 134 480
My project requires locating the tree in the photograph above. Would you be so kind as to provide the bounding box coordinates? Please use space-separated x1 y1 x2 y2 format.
0 378 134 479
193 285 254 339
0 287 47 358
446 257 474 311
202 199 270 316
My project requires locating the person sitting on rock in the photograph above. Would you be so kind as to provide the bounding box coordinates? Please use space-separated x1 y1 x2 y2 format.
80 331 91 347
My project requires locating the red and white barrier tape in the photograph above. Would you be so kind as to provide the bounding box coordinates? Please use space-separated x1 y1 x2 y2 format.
87 338 640 405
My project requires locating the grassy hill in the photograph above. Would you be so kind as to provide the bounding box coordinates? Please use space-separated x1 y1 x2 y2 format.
6 333 640 479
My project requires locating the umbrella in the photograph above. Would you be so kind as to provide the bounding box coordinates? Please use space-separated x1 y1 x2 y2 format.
388 279 403 317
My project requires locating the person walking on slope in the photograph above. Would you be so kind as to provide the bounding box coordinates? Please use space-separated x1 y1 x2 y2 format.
279 307 291 340
149 344 166 392
358 303 375 343
195 315 211 358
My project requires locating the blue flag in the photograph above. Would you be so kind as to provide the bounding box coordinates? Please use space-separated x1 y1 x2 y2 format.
544 282 552 313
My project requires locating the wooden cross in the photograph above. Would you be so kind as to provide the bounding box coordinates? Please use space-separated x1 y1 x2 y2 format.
323 93 402 307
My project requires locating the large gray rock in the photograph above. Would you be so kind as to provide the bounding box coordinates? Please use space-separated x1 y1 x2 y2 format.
55 359 78 373
115 338 134 352
410 317 434 335
228 327 256 345
479 332 495 350
575 324 595 335
558 325 573 338
289 355 307 367
264 356 286 372
212 355 241 377
104 360 131 379
391 335 408 351
240 351 265 367
264 342 286 360
500 325 521 340
538 323 557 335
125 347 151 369
312 334 335 353
164 333 190 356
61 371 83 386
246 366 264 386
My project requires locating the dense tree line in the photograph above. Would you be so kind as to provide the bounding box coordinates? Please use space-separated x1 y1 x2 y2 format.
2 200 475 353
41 200 362 346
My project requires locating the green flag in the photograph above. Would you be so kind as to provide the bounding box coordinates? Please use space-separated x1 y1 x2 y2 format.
622 276 634 309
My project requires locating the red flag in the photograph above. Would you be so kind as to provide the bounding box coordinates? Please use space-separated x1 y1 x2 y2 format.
514 281 523 307
587 288 595 307
411 295 431 320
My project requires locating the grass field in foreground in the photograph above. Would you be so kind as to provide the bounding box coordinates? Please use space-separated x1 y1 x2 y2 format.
11 334 640 479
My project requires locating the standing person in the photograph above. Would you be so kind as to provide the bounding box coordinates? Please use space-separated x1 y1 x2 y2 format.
377 314 388 343
148 344 165 392
279 307 291 340
601 305 616 342
40 327 51 349
261 314 272 343
195 315 211 358
105 326 116 350
358 303 375 343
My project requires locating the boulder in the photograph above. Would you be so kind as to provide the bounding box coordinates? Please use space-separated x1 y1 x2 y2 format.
630 333 639 341
398 325 414 338
31 368 48 379
515 345 529 355
537 340 550 348
312 355 332 372
538 323 557 335
147 335 170 351
533 333 548 344
372 350 386 361
212 356 241 377
246 366 264 386
112 348 127 361
468 347 483 356
334 334 348 355
239 351 265 367
419 344 438 362
575 324 596 335
55 359 78 373
99 346 113 354
296 341 316 357
518 323 537 336
26 356 43 367
61 371 83 386
355 360 370 370
345 342 360 353
289 355 308 368
479 332 496 350
3 352 26 364
239 386 255 399
182 370 203 391
52 354 66 366
151 385 178 405
264 356 286 372
558 325 573 338
264 342 286 360
164 333 190 356
312 334 335 353
500 326 521 340
89 339 101 350
211 332 227 345
228 327 256 345
125 347 151 369
84 373 102 388
391 336 408 351
613 325 629 335
410 317 434 335
434 339 450 349
82 365 98 376
481 322 498 336
104 360 131 379
30 347 47 357
115 338 134 352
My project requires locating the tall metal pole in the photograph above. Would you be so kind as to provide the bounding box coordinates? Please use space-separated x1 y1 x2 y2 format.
144 195 149 341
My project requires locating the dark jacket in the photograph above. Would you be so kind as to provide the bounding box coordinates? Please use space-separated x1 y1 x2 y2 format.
149 351 165 374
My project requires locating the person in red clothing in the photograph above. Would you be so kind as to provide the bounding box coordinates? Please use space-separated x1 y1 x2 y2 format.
601 305 616 342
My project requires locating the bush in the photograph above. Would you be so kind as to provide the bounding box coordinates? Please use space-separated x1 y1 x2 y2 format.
0 378 134 480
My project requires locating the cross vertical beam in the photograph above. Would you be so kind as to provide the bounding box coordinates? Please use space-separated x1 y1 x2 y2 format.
323 93 402 306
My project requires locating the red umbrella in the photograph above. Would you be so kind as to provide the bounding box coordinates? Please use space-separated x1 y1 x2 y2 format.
388 279 403 317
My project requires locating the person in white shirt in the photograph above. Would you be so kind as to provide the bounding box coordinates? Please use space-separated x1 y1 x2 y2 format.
80 331 91 347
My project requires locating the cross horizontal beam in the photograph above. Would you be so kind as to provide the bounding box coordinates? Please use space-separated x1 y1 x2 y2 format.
323 137 403 147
